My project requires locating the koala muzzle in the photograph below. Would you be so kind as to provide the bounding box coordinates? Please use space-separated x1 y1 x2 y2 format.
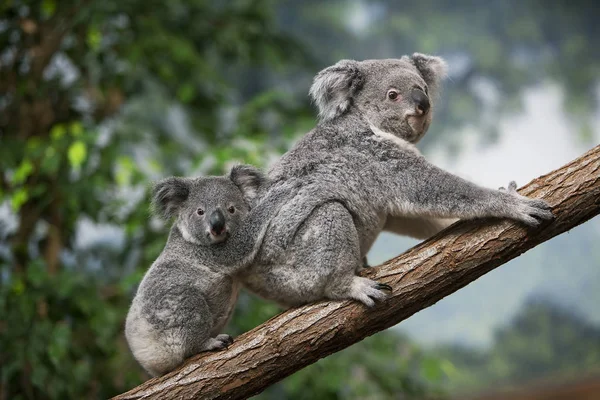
209 210 226 235
411 89 430 115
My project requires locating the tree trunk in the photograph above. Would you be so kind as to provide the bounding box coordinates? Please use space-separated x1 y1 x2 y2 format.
114 145 600 400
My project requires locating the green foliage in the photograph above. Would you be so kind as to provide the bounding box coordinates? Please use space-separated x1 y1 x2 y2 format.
0 261 142 399
0 0 598 399
0 0 309 398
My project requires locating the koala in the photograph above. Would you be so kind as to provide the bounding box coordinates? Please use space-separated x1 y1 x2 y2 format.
125 165 269 376
201 53 553 310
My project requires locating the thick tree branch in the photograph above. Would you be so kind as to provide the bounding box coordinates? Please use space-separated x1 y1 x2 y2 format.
115 145 600 400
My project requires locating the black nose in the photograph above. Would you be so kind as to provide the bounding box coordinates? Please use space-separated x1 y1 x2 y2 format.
209 210 226 235
411 89 430 114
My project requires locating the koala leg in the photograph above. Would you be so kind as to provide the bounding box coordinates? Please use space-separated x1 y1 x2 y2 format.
302 202 391 307
247 202 391 307
126 288 219 376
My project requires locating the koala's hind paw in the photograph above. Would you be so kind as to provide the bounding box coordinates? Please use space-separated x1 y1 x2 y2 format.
215 333 234 345
203 334 233 351
349 277 391 307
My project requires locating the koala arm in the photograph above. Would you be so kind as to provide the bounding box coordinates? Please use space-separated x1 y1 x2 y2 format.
204 180 351 269
202 183 296 269
380 154 553 226
383 215 457 240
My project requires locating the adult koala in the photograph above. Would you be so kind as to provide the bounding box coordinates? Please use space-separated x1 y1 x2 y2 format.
210 53 553 308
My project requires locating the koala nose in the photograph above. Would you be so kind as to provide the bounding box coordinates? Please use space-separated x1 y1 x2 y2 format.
411 89 430 115
209 210 226 235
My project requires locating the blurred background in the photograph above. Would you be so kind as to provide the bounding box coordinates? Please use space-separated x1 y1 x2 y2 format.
1 0 599 399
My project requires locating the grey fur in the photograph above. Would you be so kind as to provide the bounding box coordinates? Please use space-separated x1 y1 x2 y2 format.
125 164 341 376
202 53 553 310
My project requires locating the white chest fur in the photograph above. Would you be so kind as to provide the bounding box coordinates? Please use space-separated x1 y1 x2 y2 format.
369 124 421 155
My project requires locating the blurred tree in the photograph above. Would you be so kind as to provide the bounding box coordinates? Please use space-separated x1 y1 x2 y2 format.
0 0 310 398
278 0 600 150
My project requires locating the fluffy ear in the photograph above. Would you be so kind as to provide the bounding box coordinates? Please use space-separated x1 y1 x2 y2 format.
151 177 190 219
309 59 364 121
229 164 267 205
409 53 447 95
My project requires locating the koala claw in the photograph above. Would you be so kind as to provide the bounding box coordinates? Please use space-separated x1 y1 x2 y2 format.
375 283 393 293
519 201 554 226
499 181 554 226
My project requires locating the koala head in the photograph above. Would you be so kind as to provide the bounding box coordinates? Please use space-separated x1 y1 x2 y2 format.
151 165 266 245
309 53 447 143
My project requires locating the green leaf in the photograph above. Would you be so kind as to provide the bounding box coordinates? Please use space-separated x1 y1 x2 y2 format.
12 278 25 296
50 124 67 141
420 356 445 383
10 187 29 212
13 159 34 184
68 141 87 170
48 324 71 367
26 261 47 288
70 122 84 137
87 27 102 51
115 156 135 186
177 84 195 103
41 0 56 18
41 147 61 175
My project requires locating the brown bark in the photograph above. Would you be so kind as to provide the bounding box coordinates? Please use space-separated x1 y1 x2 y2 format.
44 194 63 275
114 145 600 400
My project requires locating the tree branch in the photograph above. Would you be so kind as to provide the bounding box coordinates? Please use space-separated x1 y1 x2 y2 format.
114 145 600 400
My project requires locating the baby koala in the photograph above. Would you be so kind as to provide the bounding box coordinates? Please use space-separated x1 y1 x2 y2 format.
125 165 265 377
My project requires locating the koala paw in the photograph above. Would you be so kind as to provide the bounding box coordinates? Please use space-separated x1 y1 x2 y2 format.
498 180 519 193
204 334 233 351
499 181 554 226
215 333 234 345
349 277 392 307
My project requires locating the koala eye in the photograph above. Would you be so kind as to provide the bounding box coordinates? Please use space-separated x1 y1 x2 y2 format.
227 206 236 214
196 208 205 216
387 89 400 101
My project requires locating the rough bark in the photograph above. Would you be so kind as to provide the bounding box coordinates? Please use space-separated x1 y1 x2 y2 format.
114 145 600 400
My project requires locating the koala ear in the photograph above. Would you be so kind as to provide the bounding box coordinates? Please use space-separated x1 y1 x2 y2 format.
309 59 364 121
409 53 447 95
229 164 267 205
151 177 190 220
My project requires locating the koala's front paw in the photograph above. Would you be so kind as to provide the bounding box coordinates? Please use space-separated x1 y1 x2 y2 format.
500 181 554 226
